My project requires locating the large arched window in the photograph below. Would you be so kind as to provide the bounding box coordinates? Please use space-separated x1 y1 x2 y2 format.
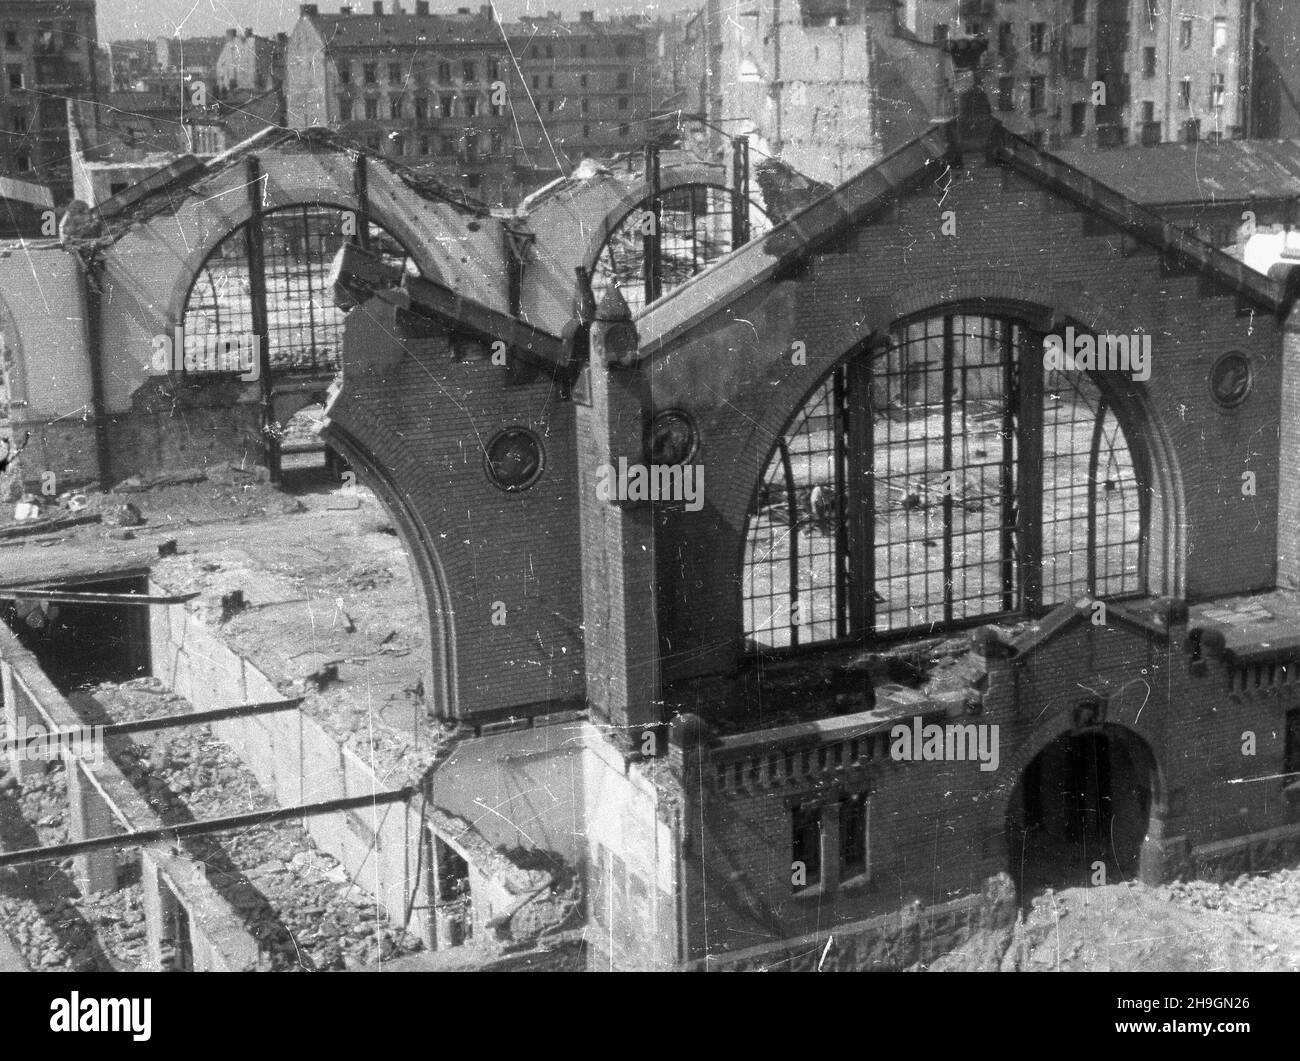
181 204 419 376
591 184 771 315
743 310 1147 650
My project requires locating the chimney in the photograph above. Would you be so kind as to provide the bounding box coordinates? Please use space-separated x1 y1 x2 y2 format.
457 6 470 12
372 1 384 14
579 9 594 21
226 28 237 38
244 26 254 37
416 0 428 13
480 4 492 18
299 3 318 14
339 5 351 13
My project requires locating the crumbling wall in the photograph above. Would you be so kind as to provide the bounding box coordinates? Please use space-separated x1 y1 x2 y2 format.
149 591 419 923
0 622 259 971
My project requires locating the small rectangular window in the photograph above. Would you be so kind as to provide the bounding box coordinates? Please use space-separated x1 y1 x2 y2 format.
1213 16 1227 52
616 71 629 89
839 794 867 877
363 62 377 84
7 64 24 90
437 61 452 84
389 96 403 119
791 804 822 889
338 96 352 120
1180 77 1191 106
1180 18 1193 49
1070 100 1087 135
388 62 402 84
997 76 1013 112
337 60 351 84
1029 75 1045 112
1210 72 1225 109
1030 23 1046 54
464 95 478 116
364 97 379 119
933 23 949 46
997 22 1013 56
1072 0 1088 23
1143 46 1157 78
4 28 18 48
617 96 628 111
462 60 476 82
440 94 454 118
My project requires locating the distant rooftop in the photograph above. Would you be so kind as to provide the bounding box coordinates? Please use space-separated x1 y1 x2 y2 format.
1056 139 1300 207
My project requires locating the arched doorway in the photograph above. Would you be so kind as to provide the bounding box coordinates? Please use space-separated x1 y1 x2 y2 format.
1007 722 1160 895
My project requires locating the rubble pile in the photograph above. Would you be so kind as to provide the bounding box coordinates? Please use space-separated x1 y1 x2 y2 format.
80 678 426 970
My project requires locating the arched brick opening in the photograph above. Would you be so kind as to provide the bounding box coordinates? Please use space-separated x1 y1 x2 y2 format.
1001 717 1167 898
317 418 459 720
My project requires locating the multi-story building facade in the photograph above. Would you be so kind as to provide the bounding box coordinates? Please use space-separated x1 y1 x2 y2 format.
215 28 287 96
285 3 652 205
285 2 516 203
718 0 1252 190
904 0 1249 149
718 0 944 187
505 12 651 183
0 0 99 204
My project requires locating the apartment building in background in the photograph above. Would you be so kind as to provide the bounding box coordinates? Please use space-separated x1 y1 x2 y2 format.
0 0 99 204
215 27 288 96
507 11 651 185
285 3 651 205
903 0 1249 149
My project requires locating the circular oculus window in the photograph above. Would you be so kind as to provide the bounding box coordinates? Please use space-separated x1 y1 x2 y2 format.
1209 352 1251 408
485 428 544 491
646 410 698 467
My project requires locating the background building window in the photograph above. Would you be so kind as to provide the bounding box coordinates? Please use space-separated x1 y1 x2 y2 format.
997 76 1014 112
1030 23 1046 53
363 62 377 84
1143 46 1156 78
1180 18 1193 49
1029 76 1045 111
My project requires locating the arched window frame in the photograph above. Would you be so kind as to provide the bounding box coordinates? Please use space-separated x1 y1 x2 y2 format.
178 202 419 378
742 306 1151 652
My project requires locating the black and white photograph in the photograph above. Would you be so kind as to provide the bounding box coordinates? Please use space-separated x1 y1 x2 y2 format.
0 0 1293 1024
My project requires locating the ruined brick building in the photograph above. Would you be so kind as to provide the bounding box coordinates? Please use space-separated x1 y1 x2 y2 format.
7 83 1300 967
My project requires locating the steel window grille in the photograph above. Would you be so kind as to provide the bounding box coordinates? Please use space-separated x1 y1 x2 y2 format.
743 311 1147 650
181 204 418 376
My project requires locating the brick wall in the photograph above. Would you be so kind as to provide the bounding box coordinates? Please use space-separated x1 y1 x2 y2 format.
646 157 1284 687
674 613 1300 963
323 299 585 721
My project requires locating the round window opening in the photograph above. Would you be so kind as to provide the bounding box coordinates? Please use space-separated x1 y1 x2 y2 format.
485 428 544 491
647 410 697 466
1209 352 1252 408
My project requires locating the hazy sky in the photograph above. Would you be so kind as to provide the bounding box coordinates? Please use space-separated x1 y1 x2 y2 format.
95 0 691 40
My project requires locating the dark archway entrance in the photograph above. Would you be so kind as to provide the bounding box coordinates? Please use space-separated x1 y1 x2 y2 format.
1008 723 1159 895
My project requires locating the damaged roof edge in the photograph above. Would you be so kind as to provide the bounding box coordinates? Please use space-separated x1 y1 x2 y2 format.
636 117 1295 358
